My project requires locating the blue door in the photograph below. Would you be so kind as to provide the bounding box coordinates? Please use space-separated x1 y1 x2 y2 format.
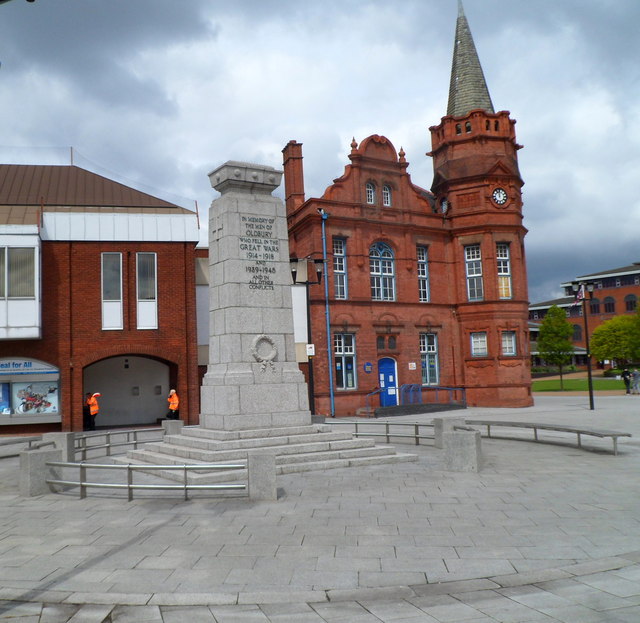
378 357 398 407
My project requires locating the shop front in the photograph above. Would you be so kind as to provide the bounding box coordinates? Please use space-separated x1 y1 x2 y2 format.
0 358 61 426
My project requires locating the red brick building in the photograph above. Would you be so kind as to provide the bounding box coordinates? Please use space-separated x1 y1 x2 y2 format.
284 4 532 415
0 164 200 432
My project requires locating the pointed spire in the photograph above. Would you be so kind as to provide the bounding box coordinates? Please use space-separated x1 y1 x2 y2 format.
447 0 495 117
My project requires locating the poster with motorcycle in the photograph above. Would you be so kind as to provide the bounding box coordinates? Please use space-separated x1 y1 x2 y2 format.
11 382 58 415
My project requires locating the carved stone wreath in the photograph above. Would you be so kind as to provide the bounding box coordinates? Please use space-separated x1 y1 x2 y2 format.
250 334 278 372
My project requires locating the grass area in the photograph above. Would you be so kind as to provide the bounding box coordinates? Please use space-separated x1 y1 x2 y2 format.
532 378 625 392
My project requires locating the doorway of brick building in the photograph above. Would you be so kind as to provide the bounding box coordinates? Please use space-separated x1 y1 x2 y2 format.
377 357 398 407
83 355 171 428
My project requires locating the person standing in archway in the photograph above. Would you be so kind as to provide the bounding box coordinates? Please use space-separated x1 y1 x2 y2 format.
167 389 179 420
86 392 101 430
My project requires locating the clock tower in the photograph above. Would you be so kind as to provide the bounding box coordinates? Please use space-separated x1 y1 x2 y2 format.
428 0 532 406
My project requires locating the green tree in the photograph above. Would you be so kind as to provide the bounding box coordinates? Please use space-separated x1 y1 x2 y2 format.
590 314 640 364
537 305 574 389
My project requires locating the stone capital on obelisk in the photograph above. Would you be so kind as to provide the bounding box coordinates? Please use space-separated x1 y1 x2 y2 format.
200 161 311 431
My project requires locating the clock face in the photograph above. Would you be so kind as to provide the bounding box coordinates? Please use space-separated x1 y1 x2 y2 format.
492 188 508 205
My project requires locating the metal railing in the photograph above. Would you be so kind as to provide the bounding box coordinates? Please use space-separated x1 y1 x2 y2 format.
46 461 246 501
75 427 165 460
330 420 434 445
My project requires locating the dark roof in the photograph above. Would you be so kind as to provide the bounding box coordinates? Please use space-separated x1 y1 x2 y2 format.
529 296 574 309
447 0 495 117
575 263 640 279
0 164 191 225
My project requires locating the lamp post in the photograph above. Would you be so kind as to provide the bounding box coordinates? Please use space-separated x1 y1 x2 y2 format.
290 256 324 414
318 208 336 417
572 280 596 411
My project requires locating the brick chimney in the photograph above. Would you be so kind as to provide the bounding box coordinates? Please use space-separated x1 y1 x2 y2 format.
281 140 305 215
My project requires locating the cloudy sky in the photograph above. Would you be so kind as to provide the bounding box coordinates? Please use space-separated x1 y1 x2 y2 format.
1 0 638 302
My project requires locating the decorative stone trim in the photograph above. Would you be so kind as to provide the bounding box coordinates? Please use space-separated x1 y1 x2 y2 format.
250 334 278 372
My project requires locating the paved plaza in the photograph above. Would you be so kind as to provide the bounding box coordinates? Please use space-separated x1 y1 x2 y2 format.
1 393 640 621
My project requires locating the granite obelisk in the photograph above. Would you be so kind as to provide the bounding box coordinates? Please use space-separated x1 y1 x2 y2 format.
200 161 312 431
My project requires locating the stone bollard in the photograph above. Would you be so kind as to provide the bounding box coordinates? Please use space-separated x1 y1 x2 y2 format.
443 428 482 472
433 417 466 449
247 451 277 501
20 448 62 496
162 420 184 436
42 432 76 463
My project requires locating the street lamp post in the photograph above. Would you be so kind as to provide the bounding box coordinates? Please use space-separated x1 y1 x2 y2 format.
318 208 336 417
572 280 596 411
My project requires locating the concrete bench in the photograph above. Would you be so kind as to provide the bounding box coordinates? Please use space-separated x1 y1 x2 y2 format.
464 420 631 455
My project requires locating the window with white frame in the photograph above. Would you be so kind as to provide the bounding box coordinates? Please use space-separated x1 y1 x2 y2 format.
501 331 517 356
136 252 157 329
382 185 392 207
101 252 123 330
417 245 430 302
370 242 395 301
332 237 348 299
365 182 376 204
465 244 484 301
496 243 512 299
0 247 35 299
420 333 439 385
470 331 488 357
334 333 356 389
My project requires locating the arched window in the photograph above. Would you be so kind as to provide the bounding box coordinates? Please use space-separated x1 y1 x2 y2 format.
456 124 462 135
494 120 500 131
388 335 397 349
589 298 600 314
376 336 385 350
382 185 392 207
572 324 582 342
485 120 490 130
604 297 616 313
369 242 395 301
465 121 472 133
365 182 376 205
625 294 637 312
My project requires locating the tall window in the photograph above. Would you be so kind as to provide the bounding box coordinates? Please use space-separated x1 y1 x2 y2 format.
137 252 157 329
382 185 392 207
370 242 395 301
365 182 376 204
420 333 439 385
102 252 123 330
332 238 348 299
0 247 35 298
496 243 512 299
590 298 600 314
625 294 637 312
604 297 615 313
465 245 483 301
471 331 488 357
417 246 430 302
501 331 517 356
334 333 356 389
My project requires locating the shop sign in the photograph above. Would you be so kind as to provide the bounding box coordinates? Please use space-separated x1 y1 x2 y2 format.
0 359 58 376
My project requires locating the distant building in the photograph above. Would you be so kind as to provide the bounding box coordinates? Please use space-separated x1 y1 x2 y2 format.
529 262 640 368
0 164 200 432
283 3 532 415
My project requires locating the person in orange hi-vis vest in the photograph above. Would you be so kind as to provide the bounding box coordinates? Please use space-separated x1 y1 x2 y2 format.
167 389 179 420
86 392 101 430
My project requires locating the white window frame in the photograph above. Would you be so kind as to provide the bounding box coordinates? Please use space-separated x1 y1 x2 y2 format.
419 332 439 385
417 245 429 302
334 333 357 390
136 252 158 330
0 247 36 299
370 242 395 301
465 244 484 301
365 182 376 205
101 252 123 330
332 237 348 300
496 243 512 299
382 185 392 207
501 331 517 356
470 331 488 357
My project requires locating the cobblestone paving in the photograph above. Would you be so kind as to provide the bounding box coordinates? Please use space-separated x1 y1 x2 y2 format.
1 394 640 621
